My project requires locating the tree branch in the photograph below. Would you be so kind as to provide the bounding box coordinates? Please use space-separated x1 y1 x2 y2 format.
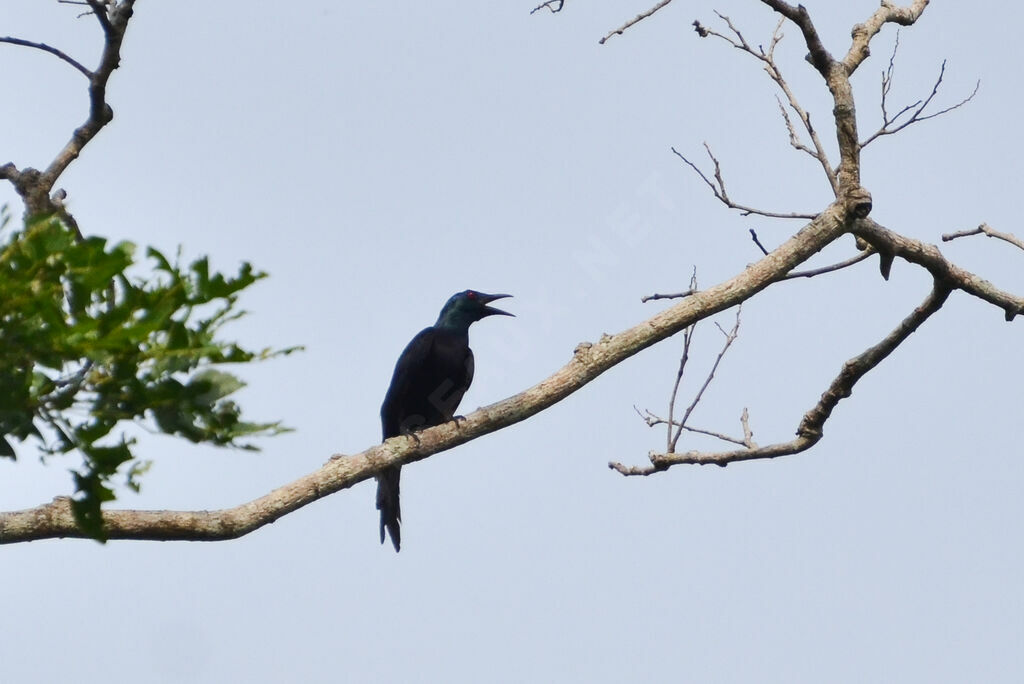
611 280 951 474
784 249 873 280
529 0 564 15
854 218 1024 321
599 0 675 45
671 145 818 219
693 14 838 193
942 223 1024 253
861 57 979 148
1 0 135 218
0 36 92 78
0 202 859 543
844 0 931 75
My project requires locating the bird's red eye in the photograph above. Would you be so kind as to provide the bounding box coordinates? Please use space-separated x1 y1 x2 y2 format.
467 291 476 298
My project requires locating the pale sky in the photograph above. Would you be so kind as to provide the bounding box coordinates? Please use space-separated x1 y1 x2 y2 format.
2 1 1022 682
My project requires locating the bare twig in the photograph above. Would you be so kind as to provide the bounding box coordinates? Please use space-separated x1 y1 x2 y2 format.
671 146 818 220
667 309 741 452
530 0 564 15
750 229 770 255
641 290 695 303
757 1 833 76
0 36 91 78
600 0 675 45
751 227 873 277
942 223 1024 253
611 281 952 474
631 302 743 457
784 249 873 280
679 423 750 448
862 58 980 148
631 409 757 449
665 270 700 452
692 15 838 193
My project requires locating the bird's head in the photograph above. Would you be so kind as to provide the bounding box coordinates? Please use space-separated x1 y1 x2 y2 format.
435 290 514 330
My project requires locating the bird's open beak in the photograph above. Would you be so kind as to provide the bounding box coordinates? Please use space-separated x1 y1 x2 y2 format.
480 293 514 317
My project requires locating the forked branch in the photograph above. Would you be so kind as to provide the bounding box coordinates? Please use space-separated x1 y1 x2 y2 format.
862 53 980 148
0 0 135 218
693 13 838 192
672 145 818 219
611 281 951 474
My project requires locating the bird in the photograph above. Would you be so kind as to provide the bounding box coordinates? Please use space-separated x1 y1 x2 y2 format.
377 290 514 552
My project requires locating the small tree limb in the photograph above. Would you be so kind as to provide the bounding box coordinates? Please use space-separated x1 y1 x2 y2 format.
611 280 951 473
0 36 91 77
599 0 675 45
941 223 1024 253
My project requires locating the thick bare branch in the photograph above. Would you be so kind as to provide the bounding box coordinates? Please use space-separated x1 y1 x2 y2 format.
942 223 1024 253
40 1 135 195
854 218 1024 321
844 0 931 75
758 1 833 76
0 203 858 543
611 281 951 474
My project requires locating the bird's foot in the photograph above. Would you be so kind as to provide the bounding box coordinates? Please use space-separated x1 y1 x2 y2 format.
452 414 467 428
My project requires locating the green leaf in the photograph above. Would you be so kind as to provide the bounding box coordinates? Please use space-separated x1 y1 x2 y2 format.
0 215 296 536
188 369 245 402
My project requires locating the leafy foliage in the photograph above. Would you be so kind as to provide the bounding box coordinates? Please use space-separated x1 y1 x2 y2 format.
0 211 296 539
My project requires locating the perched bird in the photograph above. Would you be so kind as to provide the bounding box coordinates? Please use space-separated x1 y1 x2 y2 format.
378 290 514 551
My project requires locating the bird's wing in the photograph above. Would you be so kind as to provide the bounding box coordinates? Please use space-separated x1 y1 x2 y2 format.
380 327 436 439
464 348 474 395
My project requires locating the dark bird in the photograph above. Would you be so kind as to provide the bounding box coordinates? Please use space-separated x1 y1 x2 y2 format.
378 290 514 552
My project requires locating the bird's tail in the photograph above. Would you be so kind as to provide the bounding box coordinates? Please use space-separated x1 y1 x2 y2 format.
376 465 402 552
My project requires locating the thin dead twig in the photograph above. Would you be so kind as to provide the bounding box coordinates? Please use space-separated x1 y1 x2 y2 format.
692 14 838 193
862 56 980 148
600 0 675 45
751 227 873 277
530 0 564 15
667 311 741 453
942 223 1024 254
641 290 696 303
0 36 91 77
611 281 951 474
785 249 874 279
671 145 818 220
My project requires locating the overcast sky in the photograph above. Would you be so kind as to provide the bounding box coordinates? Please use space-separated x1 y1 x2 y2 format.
2 1 1022 682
